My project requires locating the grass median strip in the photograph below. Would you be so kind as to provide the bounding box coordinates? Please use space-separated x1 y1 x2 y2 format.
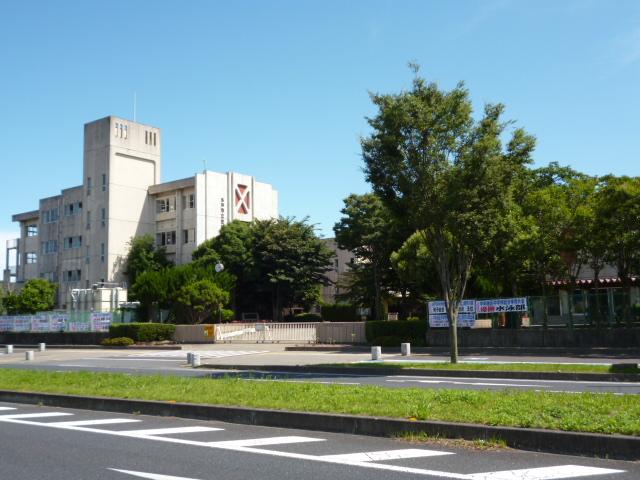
0 369 639 436
332 362 640 375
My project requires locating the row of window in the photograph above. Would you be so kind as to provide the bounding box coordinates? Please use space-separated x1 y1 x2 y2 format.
27 224 38 236
86 208 107 229
156 229 195 246
85 243 106 264
156 194 195 213
65 269 82 282
145 130 157 146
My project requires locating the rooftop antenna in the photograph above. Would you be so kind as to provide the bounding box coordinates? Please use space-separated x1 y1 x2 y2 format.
133 92 137 122
202 158 207 173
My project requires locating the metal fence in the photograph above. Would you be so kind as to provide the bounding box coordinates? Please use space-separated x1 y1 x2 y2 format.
214 322 318 343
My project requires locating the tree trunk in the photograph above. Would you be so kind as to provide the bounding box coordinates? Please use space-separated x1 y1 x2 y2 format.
542 280 549 330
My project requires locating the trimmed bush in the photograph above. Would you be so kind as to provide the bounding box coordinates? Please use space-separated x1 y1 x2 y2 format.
101 337 135 347
221 309 235 322
109 323 176 342
365 320 426 346
293 312 322 322
321 304 361 322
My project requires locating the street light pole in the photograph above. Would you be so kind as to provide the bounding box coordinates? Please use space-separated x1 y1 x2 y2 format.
215 262 224 323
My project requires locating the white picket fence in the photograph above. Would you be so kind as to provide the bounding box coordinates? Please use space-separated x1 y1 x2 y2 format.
214 322 318 343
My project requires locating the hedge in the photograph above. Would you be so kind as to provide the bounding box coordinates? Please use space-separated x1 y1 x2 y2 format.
365 320 427 346
321 304 361 322
109 323 176 342
293 313 322 322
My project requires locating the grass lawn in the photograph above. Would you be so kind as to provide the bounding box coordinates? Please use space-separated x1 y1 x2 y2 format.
330 362 640 375
0 369 639 436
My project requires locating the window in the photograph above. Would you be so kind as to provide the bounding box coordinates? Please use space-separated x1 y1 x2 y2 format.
87 177 92 196
26 224 38 236
26 252 37 264
101 243 105 263
101 208 106 227
64 236 82 249
123 124 128 139
153 132 157 146
145 131 148 144
86 211 91 230
183 229 194 244
64 201 83 216
42 208 59 224
182 194 195 210
41 240 57 254
65 270 81 282
85 246 90 264
156 197 175 213
102 174 107 191
114 122 119 137
188 193 195 208
156 231 176 246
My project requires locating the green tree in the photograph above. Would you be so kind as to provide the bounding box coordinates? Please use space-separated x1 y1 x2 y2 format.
390 230 439 302
124 234 171 290
175 279 229 324
252 218 334 321
595 176 640 327
362 69 535 362
3 279 57 314
334 194 404 320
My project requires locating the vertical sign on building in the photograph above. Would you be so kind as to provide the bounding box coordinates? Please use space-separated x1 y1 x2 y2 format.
235 184 251 215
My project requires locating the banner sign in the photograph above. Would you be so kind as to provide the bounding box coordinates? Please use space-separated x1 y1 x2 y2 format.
49 314 68 332
428 300 476 315
428 313 476 328
90 312 112 332
31 315 50 332
0 317 13 332
475 297 528 314
13 316 31 332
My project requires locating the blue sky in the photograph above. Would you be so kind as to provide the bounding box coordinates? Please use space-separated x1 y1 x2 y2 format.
1 0 639 269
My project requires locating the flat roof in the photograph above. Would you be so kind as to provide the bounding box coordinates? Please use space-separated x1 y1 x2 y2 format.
12 210 40 222
148 176 195 195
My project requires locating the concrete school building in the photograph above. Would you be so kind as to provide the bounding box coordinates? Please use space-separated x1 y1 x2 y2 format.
4 116 278 306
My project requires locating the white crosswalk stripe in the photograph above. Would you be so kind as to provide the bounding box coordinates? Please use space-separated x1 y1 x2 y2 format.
121 350 268 359
208 436 325 447
119 426 223 436
468 465 625 480
49 418 142 427
0 407 17 411
0 412 73 419
320 448 453 462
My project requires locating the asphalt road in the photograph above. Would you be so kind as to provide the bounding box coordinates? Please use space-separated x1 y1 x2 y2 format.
1 348 639 394
0 401 636 480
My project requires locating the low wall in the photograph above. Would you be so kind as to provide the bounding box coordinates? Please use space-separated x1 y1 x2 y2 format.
316 322 366 344
426 328 640 348
174 325 216 343
0 332 109 345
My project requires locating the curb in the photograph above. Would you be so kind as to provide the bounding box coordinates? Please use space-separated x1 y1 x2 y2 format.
0 389 638 460
200 364 640 382
0 344 181 350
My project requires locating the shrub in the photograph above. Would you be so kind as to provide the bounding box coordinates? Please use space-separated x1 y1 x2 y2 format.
101 337 135 347
221 309 235 322
293 312 322 322
109 323 176 342
321 304 361 322
365 320 426 346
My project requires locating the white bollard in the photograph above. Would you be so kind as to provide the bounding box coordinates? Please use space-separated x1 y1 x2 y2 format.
191 353 201 367
39 343 46 352
5 345 13 354
25 351 34 361
371 346 382 361
401 342 411 356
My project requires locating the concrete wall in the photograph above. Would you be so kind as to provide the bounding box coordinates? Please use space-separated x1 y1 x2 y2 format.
316 322 366 344
426 328 640 348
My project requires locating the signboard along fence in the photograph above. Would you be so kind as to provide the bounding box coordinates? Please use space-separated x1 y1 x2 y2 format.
0 311 114 333
428 297 528 328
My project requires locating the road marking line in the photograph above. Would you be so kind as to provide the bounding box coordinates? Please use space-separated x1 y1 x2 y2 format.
49 418 143 427
208 436 325 447
320 448 453 462
468 464 626 479
0 417 624 479
119 426 223 436
387 375 640 387
0 412 73 419
386 379 545 388
110 468 201 480
0 407 17 411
